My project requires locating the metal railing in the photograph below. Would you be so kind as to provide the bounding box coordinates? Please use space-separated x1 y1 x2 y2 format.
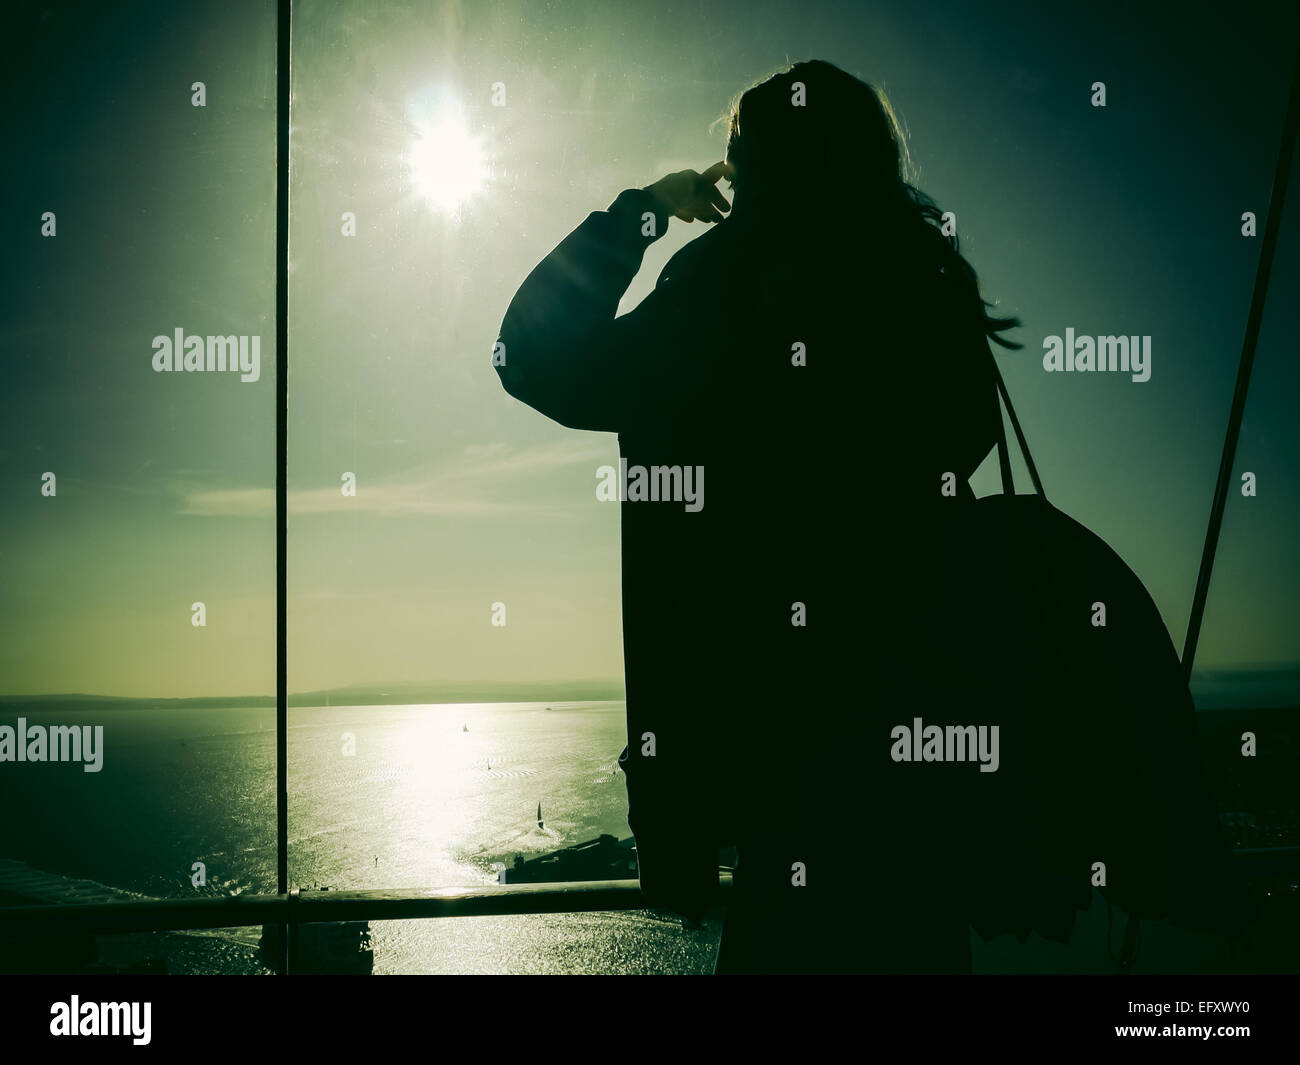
0 851 1293 972
2 849 1296 939
0 875 738 973
0 876 733 937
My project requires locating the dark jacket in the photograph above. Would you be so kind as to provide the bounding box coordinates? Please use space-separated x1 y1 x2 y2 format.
495 188 1004 922
495 188 1243 971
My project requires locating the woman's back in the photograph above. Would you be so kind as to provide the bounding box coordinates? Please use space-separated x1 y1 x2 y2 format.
496 59 1023 972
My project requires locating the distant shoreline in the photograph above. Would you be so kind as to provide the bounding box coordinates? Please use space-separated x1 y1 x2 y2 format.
0 697 1294 716
1 667 1296 714
0 690 626 712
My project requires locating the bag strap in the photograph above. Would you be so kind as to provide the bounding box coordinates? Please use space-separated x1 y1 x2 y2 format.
988 349 1046 501
991 364 1015 496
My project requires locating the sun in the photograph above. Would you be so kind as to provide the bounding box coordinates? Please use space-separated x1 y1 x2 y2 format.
406 105 488 215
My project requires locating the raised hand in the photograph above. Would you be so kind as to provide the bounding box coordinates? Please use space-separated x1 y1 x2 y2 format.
643 161 734 224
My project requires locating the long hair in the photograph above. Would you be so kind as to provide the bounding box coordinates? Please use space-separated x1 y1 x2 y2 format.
722 59 1021 350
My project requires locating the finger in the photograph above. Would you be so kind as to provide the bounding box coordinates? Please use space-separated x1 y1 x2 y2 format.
697 206 724 224
706 184 731 213
674 210 695 223
700 160 730 185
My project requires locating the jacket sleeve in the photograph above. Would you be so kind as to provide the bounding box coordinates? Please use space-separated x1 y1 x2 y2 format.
494 187 706 432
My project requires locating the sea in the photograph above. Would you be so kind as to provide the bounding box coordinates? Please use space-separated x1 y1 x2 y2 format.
3 695 1291 974
0 701 722 974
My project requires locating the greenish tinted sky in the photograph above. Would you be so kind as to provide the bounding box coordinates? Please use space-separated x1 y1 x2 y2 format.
2 0 1297 699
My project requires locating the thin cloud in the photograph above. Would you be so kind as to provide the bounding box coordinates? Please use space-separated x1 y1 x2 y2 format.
177 437 612 518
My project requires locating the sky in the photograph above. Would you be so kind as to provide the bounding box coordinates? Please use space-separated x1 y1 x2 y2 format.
1 0 1298 700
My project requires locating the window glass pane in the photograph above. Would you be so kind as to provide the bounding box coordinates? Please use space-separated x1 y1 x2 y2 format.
0 0 278 951
286 1 632 905
1190 144 1300 855
283 0 1298 975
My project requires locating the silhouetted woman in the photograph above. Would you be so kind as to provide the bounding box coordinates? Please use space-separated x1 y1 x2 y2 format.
494 59 1022 973
494 60 1235 973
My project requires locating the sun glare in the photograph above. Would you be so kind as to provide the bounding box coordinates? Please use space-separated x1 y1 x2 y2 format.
407 104 488 215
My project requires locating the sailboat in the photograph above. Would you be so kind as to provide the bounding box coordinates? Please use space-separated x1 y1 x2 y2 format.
537 802 544 830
